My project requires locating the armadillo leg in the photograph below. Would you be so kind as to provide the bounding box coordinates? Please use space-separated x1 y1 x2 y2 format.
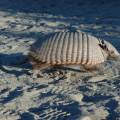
32 63 51 70
83 64 101 71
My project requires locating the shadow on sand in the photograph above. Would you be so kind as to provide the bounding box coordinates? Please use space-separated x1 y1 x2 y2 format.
0 52 85 77
0 53 32 76
0 86 23 104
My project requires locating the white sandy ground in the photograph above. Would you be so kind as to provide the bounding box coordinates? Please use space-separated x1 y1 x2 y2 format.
0 1 120 120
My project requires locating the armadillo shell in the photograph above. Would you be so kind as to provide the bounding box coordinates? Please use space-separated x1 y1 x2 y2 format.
29 30 116 66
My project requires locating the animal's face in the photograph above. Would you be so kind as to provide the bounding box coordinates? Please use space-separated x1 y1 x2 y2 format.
99 40 119 60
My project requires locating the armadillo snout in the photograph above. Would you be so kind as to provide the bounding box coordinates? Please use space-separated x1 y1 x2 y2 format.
107 50 120 60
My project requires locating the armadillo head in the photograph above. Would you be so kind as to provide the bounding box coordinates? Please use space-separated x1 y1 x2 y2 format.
99 40 120 60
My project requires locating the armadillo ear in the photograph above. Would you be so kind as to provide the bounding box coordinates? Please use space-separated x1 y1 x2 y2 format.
101 40 105 44
98 43 104 49
98 40 109 51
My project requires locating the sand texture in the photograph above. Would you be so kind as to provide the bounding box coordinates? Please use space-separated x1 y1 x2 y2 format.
0 0 120 120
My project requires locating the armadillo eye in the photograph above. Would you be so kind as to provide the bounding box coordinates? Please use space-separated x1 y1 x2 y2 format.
111 50 114 54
